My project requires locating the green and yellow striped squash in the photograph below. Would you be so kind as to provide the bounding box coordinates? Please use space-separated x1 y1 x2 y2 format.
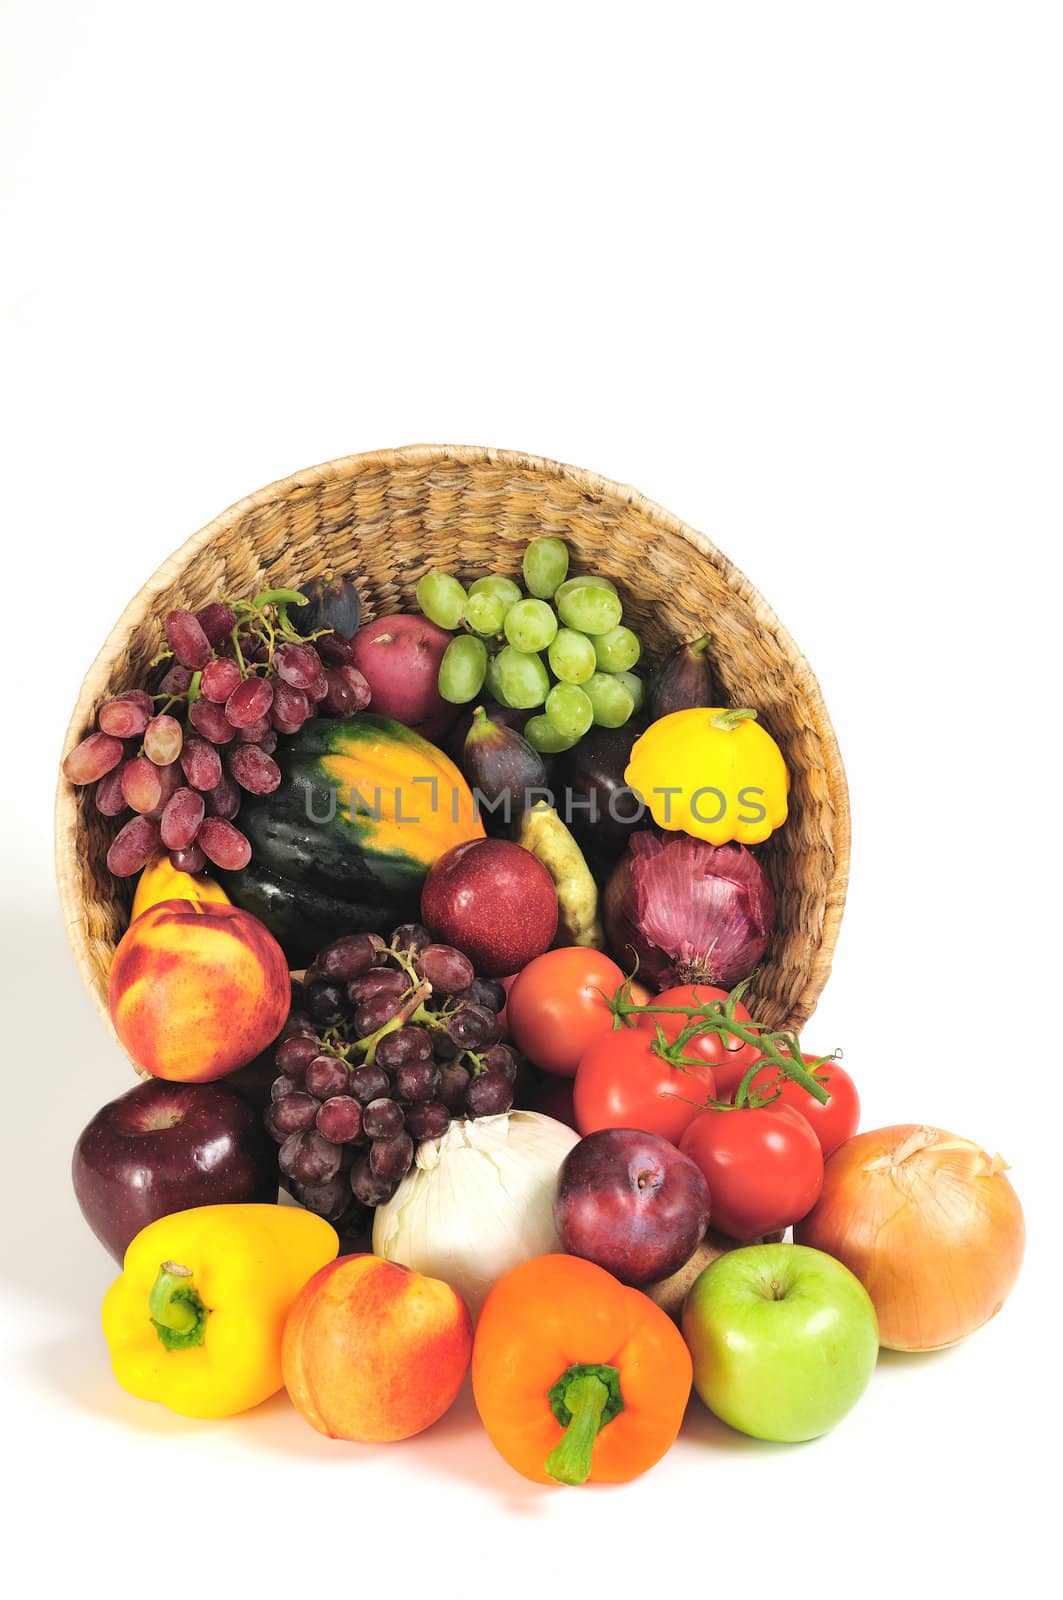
223 714 484 965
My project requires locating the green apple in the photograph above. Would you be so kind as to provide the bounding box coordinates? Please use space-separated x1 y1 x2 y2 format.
681 1243 879 1442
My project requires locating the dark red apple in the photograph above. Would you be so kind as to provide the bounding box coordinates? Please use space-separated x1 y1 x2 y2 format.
72 1078 278 1261
421 838 558 977
554 1128 711 1285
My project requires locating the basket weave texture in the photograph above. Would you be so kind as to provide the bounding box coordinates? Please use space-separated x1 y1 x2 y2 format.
55 444 850 1045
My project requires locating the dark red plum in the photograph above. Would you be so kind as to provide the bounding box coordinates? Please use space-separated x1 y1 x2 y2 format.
72 1078 278 1261
554 1128 710 1286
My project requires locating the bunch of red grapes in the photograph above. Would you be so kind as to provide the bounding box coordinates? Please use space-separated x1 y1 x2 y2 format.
267 924 520 1234
63 591 370 878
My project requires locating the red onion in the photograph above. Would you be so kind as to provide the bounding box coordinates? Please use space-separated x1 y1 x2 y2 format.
603 832 775 990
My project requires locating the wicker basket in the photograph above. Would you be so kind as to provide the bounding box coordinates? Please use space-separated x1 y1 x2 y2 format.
55 444 850 1048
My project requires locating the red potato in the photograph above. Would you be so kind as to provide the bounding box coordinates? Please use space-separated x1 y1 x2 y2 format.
350 615 458 741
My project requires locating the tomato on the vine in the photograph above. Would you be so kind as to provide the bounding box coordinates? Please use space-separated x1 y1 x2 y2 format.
679 1103 824 1239
747 1054 859 1158
633 984 762 1099
573 1028 717 1144
506 948 651 1078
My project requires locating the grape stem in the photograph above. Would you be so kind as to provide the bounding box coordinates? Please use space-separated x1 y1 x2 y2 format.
151 692 184 716
377 938 490 1068
317 935 499 1079
221 595 336 682
140 595 337 718
251 588 307 611
355 981 433 1067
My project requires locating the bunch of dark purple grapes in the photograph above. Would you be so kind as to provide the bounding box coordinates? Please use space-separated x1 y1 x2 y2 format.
265 924 519 1231
63 586 370 879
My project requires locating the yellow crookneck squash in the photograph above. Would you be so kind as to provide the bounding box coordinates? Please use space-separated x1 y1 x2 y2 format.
131 854 231 921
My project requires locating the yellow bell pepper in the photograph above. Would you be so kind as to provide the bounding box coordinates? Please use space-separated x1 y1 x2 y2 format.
102 1204 339 1418
625 707 789 846
130 854 230 921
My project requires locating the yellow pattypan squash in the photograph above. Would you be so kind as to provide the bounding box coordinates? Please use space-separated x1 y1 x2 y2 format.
625 707 788 845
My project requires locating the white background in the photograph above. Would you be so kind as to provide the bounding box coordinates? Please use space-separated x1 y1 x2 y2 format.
2 3 1059 1595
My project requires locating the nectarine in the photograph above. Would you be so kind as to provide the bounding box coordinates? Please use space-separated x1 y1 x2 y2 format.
108 899 289 1082
282 1254 472 1442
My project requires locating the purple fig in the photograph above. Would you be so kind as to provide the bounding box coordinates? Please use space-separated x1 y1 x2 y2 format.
648 634 722 720
290 571 362 640
461 706 547 834
445 701 531 764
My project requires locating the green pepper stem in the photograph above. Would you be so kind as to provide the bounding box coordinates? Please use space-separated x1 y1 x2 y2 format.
149 1263 196 1331
148 1262 210 1351
545 1375 610 1486
710 707 758 730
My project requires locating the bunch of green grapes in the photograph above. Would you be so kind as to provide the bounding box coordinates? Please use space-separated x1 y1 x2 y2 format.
416 538 644 753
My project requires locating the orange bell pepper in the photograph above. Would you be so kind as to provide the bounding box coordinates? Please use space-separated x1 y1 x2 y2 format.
471 1254 692 1486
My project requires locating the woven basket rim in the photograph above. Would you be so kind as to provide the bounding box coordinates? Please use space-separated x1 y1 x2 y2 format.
54 443 851 1038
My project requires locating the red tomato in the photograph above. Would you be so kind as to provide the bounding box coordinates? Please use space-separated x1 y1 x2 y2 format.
574 1028 717 1144
506 949 650 1077
747 1054 860 1158
635 985 762 1099
679 1103 824 1239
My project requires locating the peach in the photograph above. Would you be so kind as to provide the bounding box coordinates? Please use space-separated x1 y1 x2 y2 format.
282 1254 473 1442
108 899 290 1082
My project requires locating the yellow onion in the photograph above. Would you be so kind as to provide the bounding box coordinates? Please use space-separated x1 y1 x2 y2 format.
795 1124 1024 1351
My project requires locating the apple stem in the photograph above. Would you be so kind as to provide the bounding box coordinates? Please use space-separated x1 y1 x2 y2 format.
544 1363 625 1486
148 1261 210 1352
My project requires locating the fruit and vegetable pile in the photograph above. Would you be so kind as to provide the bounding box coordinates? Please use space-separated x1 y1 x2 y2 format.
64 540 1025 1482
